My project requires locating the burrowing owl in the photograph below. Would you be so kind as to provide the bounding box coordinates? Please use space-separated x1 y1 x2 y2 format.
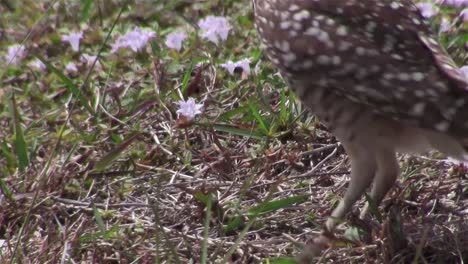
253 0 468 231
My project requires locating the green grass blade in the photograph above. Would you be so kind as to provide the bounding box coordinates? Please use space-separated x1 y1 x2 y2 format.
94 133 140 170
279 88 287 124
80 0 94 23
249 103 269 132
35 55 96 116
92 203 107 235
217 105 250 121
1 138 17 170
180 63 194 96
192 191 210 205
248 195 308 216
248 101 269 133
224 215 242 234
288 91 297 121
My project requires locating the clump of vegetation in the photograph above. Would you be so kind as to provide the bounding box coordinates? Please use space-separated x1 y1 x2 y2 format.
0 1 466 263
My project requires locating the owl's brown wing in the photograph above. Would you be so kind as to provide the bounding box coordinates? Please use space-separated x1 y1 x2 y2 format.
255 0 468 135
302 0 468 88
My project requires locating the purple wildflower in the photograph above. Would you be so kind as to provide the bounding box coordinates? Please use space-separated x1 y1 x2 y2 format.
5 44 26 66
28 59 46 70
111 27 156 53
62 31 83 52
176 98 203 120
198 16 231 45
65 62 78 73
221 58 252 76
165 32 188 52
416 3 439 18
81 54 100 68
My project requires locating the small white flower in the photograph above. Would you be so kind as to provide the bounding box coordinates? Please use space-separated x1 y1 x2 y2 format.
62 31 83 52
5 44 26 66
111 27 156 53
176 98 203 120
28 59 46 70
65 62 78 73
165 32 188 52
198 16 231 45
221 58 251 76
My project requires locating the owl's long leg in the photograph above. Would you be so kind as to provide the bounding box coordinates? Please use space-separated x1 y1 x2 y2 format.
326 141 377 231
360 149 399 219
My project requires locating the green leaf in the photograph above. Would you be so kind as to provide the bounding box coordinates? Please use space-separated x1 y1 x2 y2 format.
181 63 194 96
250 48 263 61
192 191 210 205
0 179 13 201
9 93 29 170
92 203 106 235
103 225 120 240
80 0 94 23
248 195 308 216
